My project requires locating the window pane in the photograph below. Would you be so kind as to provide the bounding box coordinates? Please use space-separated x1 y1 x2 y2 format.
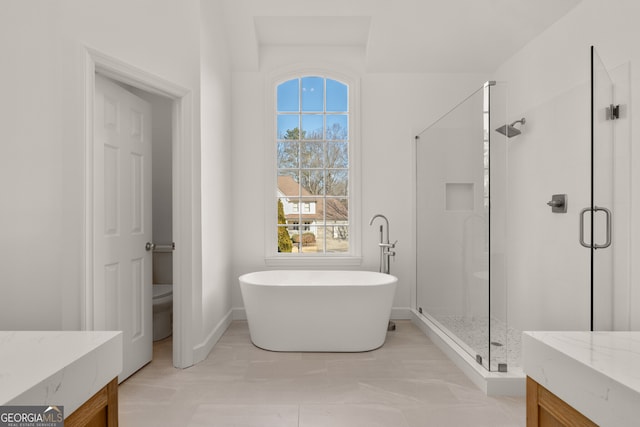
301 170 324 196
326 169 348 196
278 196 298 221
299 197 317 215
326 142 348 168
301 115 323 140
277 171 300 196
300 242 318 253
278 115 300 140
326 225 349 253
277 225 296 253
290 224 318 253
301 142 324 168
277 142 299 168
326 79 348 112
277 79 299 112
301 77 324 112
298 227 319 253
325 198 348 221
326 115 348 140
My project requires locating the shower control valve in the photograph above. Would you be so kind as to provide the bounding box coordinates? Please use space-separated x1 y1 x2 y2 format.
547 194 567 213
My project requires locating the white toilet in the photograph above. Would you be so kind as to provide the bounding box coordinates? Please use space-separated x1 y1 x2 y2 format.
152 284 173 341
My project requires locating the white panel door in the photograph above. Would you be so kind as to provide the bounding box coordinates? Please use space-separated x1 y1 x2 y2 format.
94 74 152 381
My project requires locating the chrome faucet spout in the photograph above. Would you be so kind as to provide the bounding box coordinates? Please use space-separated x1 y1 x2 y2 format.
369 214 390 244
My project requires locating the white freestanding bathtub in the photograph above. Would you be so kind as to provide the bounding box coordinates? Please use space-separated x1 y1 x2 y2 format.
238 270 398 352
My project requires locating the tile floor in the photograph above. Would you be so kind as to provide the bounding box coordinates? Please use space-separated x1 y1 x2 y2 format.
119 320 525 426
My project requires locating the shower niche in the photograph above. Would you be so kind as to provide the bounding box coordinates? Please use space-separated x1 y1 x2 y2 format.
415 81 513 373
445 183 474 211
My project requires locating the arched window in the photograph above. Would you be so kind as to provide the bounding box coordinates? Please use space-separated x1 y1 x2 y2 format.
275 76 351 254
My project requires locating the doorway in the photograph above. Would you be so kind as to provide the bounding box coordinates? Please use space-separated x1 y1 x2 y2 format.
97 76 175 380
84 48 194 373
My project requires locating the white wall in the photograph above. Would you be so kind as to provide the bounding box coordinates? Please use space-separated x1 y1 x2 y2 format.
494 0 640 331
199 0 234 355
0 0 233 367
1 1 62 330
230 42 488 315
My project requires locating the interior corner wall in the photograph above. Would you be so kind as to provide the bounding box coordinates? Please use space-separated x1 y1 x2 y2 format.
493 0 640 331
0 0 202 339
199 0 233 356
229 42 488 316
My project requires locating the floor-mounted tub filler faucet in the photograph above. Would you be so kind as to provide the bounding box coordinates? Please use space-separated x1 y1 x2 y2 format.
369 214 397 275
369 214 397 331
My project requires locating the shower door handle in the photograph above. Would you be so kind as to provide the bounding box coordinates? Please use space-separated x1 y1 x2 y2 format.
579 206 612 249
595 206 612 249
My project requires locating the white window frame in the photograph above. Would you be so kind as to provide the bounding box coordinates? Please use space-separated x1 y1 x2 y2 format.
265 68 361 266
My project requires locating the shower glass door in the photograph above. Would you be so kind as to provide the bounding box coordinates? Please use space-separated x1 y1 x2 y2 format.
589 46 614 330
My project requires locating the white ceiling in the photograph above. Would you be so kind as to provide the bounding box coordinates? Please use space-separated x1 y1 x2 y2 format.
218 0 583 73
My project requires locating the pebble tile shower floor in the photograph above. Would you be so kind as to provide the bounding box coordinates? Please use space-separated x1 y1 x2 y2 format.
432 315 523 371
118 320 524 427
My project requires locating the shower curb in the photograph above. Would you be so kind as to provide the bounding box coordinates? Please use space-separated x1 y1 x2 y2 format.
410 309 525 396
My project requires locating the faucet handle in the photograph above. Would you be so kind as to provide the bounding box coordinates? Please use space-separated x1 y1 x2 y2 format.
378 240 398 249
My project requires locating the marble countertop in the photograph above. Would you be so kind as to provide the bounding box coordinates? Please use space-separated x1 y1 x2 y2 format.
0 331 122 417
523 331 640 426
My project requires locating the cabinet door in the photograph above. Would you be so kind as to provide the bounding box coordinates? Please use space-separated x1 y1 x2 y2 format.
526 377 597 427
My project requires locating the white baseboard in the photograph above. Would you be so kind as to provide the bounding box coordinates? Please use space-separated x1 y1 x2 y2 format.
193 309 233 363
232 307 247 320
390 307 412 320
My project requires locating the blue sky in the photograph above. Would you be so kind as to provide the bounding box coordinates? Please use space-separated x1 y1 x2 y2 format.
277 77 348 140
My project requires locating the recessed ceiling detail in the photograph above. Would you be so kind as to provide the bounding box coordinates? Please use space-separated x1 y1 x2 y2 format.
254 16 371 47
219 0 583 72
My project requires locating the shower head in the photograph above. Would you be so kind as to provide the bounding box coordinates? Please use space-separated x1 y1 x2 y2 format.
495 118 526 138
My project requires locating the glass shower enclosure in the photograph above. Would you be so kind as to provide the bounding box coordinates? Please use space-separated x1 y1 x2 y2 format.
415 81 512 372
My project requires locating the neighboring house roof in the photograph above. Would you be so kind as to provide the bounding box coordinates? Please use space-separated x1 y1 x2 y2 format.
277 175 312 198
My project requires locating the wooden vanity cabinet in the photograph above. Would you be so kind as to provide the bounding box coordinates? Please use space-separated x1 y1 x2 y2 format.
65 378 118 427
527 377 597 427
